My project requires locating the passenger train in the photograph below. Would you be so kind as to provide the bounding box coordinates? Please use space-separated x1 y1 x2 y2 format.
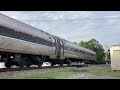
0 13 96 68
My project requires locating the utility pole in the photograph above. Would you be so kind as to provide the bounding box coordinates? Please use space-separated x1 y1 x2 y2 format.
105 45 108 65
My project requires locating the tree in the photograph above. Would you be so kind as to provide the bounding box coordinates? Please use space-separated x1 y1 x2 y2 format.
79 41 90 48
79 39 105 64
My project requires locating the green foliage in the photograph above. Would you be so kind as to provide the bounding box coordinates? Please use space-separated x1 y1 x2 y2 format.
79 39 105 64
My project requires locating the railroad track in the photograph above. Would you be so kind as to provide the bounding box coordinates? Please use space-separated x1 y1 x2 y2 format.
0 65 86 72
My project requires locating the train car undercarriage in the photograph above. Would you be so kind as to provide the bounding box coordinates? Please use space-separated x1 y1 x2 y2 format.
0 52 47 68
0 51 95 68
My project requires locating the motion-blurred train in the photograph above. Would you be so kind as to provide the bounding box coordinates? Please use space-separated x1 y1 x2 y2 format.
0 13 96 68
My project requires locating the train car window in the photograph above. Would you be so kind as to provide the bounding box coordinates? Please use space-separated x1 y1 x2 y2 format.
0 26 6 35
29 35 32 41
8 27 15 38
50 42 53 47
22 33 27 40
45 40 47 45
6 28 10 36
72 48 74 52
27 34 30 41
0 26 54 47
31 36 35 42
26 34 30 41
74 49 76 52
37 37 41 44
48 42 50 46
47 41 49 46
67 47 69 51
75 49 77 52
50 41 53 46
48 42 51 46
41 39 45 45
35 37 38 44
38 38 41 44
66 46 68 50
48 41 50 46
69 48 71 51
18 32 23 40
37 37 40 44
0 26 10 37
83 51 85 54
64 46 67 50
43 40 46 45
44 40 46 45
16 31 19 39
6 28 13 37
67 47 68 50
25 34 28 40
45 41 49 46
0 26 4 34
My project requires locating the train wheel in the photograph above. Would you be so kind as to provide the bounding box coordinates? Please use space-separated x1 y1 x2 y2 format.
67 59 71 66
51 61 55 66
5 62 11 68
60 64 63 66
51 63 54 66
19 61 25 68
38 64 42 67
60 61 63 66
38 62 43 67
26 65 30 67
19 64 24 68
68 62 70 66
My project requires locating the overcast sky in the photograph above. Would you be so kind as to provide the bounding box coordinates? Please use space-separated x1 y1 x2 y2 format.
0 11 120 50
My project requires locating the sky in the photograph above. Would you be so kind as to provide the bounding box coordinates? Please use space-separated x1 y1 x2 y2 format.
0 11 120 50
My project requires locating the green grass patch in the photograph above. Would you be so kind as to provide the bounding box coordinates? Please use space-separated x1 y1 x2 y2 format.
88 69 120 77
5 68 80 79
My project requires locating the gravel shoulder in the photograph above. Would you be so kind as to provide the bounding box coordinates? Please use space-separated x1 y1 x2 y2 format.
0 64 120 79
65 65 120 79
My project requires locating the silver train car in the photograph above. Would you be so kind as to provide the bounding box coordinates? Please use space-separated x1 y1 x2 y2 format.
0 13 96 68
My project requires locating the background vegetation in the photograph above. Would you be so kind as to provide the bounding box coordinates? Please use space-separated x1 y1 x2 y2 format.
78 39 105 64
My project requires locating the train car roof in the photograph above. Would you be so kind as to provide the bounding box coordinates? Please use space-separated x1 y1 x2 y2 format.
0 13 54 42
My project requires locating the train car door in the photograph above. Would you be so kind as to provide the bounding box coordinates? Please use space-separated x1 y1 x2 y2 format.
60 39 64 59
54 37 60 59
54 37 64 60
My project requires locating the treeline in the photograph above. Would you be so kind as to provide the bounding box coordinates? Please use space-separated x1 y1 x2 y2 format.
73 39 106 64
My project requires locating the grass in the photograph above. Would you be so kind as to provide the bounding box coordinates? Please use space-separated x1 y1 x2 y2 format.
87 69 120 78
5 68 79 79
4 65 120 79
